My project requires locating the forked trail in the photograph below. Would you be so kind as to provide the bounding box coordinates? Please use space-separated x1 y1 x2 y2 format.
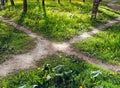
0 2 120 76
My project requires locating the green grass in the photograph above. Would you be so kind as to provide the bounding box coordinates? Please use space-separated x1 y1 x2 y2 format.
0 54 120 88
0 0 120 41
0 21 35 64
73 22 120 65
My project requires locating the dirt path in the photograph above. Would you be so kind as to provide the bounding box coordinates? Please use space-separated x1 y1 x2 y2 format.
107 2 120 11
0 2 120 76
69 17 120 43
64 48 120 72
0 17 71 76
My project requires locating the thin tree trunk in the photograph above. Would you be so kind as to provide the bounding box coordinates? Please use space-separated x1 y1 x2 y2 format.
83 0 85 2
58 0 60 4
42 0 45 6
23 0 27 13
91 0 102 19
1 0 5 9
1 0 4 5
10 0 15 6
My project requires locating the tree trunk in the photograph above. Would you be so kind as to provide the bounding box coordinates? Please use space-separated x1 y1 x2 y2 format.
10 0 15 6
1 0 5 9
83 0 85 2
5 0 8 2
91 0 102 19
23 0 27 13
42 0 45 6
69 0 71 3
58 0 60 4
1 0 4 5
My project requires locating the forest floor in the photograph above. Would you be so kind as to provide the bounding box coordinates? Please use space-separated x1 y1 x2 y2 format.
107 2 120 11
0 2 120 76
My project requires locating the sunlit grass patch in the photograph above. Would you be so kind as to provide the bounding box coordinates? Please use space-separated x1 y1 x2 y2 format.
0 21 35 64
73 22 120 65
0 0 120 41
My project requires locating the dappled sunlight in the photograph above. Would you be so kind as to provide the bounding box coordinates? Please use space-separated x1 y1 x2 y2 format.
0 0 120 87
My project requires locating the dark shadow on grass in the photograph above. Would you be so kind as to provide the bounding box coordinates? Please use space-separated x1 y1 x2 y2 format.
42 5 49 25
36 1 42 12
42 6 47 18
100 6 120 15
17 12 26 24
90 8 119 26
70 2 89 8
98 10 116 19
58 3 63 6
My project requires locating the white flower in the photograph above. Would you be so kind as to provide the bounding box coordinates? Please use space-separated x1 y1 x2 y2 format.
46 74 51 80
33 85 38 88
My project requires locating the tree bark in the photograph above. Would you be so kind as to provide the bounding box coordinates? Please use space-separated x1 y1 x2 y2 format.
91 0 102 19
23 0 27 13
42 0 45 6
1 0 5 9
10 0 15 6
1 0 4 5
83 0 85 2
58 0 60 4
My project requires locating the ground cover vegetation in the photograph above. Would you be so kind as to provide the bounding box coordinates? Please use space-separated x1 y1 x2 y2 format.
0 54 120 88
73 22 120 65
0 21 35 64
0 0 120 41
0 0 120 88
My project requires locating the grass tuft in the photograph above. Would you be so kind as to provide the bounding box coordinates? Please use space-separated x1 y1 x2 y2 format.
73 22 120 65
0 21 35 63
0 54 120 88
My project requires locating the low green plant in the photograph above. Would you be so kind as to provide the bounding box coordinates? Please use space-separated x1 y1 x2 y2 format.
73 22 120 65
0 21 35 63
0 54 120 88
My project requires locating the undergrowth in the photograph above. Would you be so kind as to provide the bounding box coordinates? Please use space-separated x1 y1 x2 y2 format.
0 21 35 63
0 54 120 88
73 22 120 65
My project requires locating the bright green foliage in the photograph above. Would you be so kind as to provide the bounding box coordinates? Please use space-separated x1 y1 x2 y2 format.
0 0 119 41
0 21 35 63
0 54 120 88
73 23 120 65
